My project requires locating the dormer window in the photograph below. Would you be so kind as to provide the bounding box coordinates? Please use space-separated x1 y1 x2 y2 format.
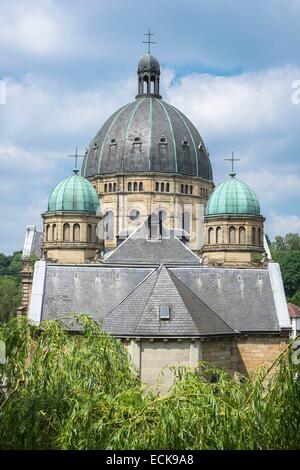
110 139 117 146
133 137 141 145
182 138 189 147
93 140 99 149
160 305 170 320
159 135 167 145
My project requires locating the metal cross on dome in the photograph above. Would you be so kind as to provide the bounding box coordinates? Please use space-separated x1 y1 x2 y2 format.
224 151 241 176
143 29 156 54
68 147 85 174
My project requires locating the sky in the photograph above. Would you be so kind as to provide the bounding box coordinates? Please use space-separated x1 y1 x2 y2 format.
0 0 300 254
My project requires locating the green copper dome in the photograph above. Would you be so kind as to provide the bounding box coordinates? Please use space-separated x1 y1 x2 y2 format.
206 174 260 217
47 171 99 213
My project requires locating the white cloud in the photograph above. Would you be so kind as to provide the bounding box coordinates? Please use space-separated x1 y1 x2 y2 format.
1 63 300 252
239 170 300 205
165 66 300 141
268 213 300 238
0 1 68 56
1 74 136 145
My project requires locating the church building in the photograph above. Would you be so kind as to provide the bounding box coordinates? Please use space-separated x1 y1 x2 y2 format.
20 46 292 389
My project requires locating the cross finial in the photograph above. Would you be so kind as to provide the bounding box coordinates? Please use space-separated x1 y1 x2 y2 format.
68 147 85 174
224 151 241 177
143 29 156 54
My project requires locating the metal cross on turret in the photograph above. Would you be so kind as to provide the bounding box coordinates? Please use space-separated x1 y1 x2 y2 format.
68 147 85 174
143 29 156 54
224 151 241 176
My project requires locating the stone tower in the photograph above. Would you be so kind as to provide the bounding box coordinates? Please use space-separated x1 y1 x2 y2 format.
202 172 265 266
42 170 103 264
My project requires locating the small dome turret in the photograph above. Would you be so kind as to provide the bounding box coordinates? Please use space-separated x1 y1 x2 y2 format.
47 172 99 214
138 53 160 74
136 52 161 98
206 174 260 217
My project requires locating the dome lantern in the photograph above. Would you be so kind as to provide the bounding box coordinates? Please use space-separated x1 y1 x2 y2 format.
136 30 161 99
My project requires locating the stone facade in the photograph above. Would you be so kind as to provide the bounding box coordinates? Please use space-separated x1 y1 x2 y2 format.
17 259 34 317
202 214 265 266
122 334 289 390
42 211 103 264
90 172 213 252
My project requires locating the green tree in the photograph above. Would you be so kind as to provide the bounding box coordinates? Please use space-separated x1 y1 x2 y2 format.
0 277 20 322
0 251 22 283
0 316 299 450
289 290 300 307
271 233 300 298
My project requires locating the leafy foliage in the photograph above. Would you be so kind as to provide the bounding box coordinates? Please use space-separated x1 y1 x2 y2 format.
0 277 21 323
0 251 22 282
0 316 299 450
271 233 300 298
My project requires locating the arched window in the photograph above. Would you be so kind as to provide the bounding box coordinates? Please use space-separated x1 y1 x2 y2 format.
158 210 167 223
52 224 57 241
190 185 193 195
73 224 80 242
252 227 256 245
216 227 222 244
150 77 155 94
208 227 214 244
139 182 143 191
128 182 132 191
63 223 70 242
161 182 165 192
148 213 161 239
185 185 188 194
133 182 138 191
182 212 191 234
229 226 236 244
181 184 184 193
239 226 246 244
108 183 112 193
104 184 107 193
155 182 159 192
258 227 262 245
46 224 51 242
105 211 114 240
166 183 170 192
113 182 117 192
87 224 92 242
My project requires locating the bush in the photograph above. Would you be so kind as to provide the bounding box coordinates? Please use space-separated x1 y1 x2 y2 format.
0 316 299 450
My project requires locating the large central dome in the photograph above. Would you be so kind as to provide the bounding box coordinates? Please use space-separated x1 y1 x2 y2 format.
82 54 212 180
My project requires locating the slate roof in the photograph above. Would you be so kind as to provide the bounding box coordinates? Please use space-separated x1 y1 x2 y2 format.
102 266 235 337
41 265 154 327
81 97 213 180
39 263 281 336
169 267 279 333
104 221 201 266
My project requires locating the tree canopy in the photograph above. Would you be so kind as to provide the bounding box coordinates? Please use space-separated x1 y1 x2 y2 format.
0 316 299 450
270 233 300 304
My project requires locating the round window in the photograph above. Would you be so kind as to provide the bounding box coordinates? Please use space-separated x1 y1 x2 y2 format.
129 209 140 222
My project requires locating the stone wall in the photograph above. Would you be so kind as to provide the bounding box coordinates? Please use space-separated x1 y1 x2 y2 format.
91 172 213 252
233 336 288 375
123 335 289 391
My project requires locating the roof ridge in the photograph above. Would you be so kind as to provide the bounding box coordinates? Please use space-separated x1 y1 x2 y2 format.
100 267 157 323
168 269 236 333
133 265 163 334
